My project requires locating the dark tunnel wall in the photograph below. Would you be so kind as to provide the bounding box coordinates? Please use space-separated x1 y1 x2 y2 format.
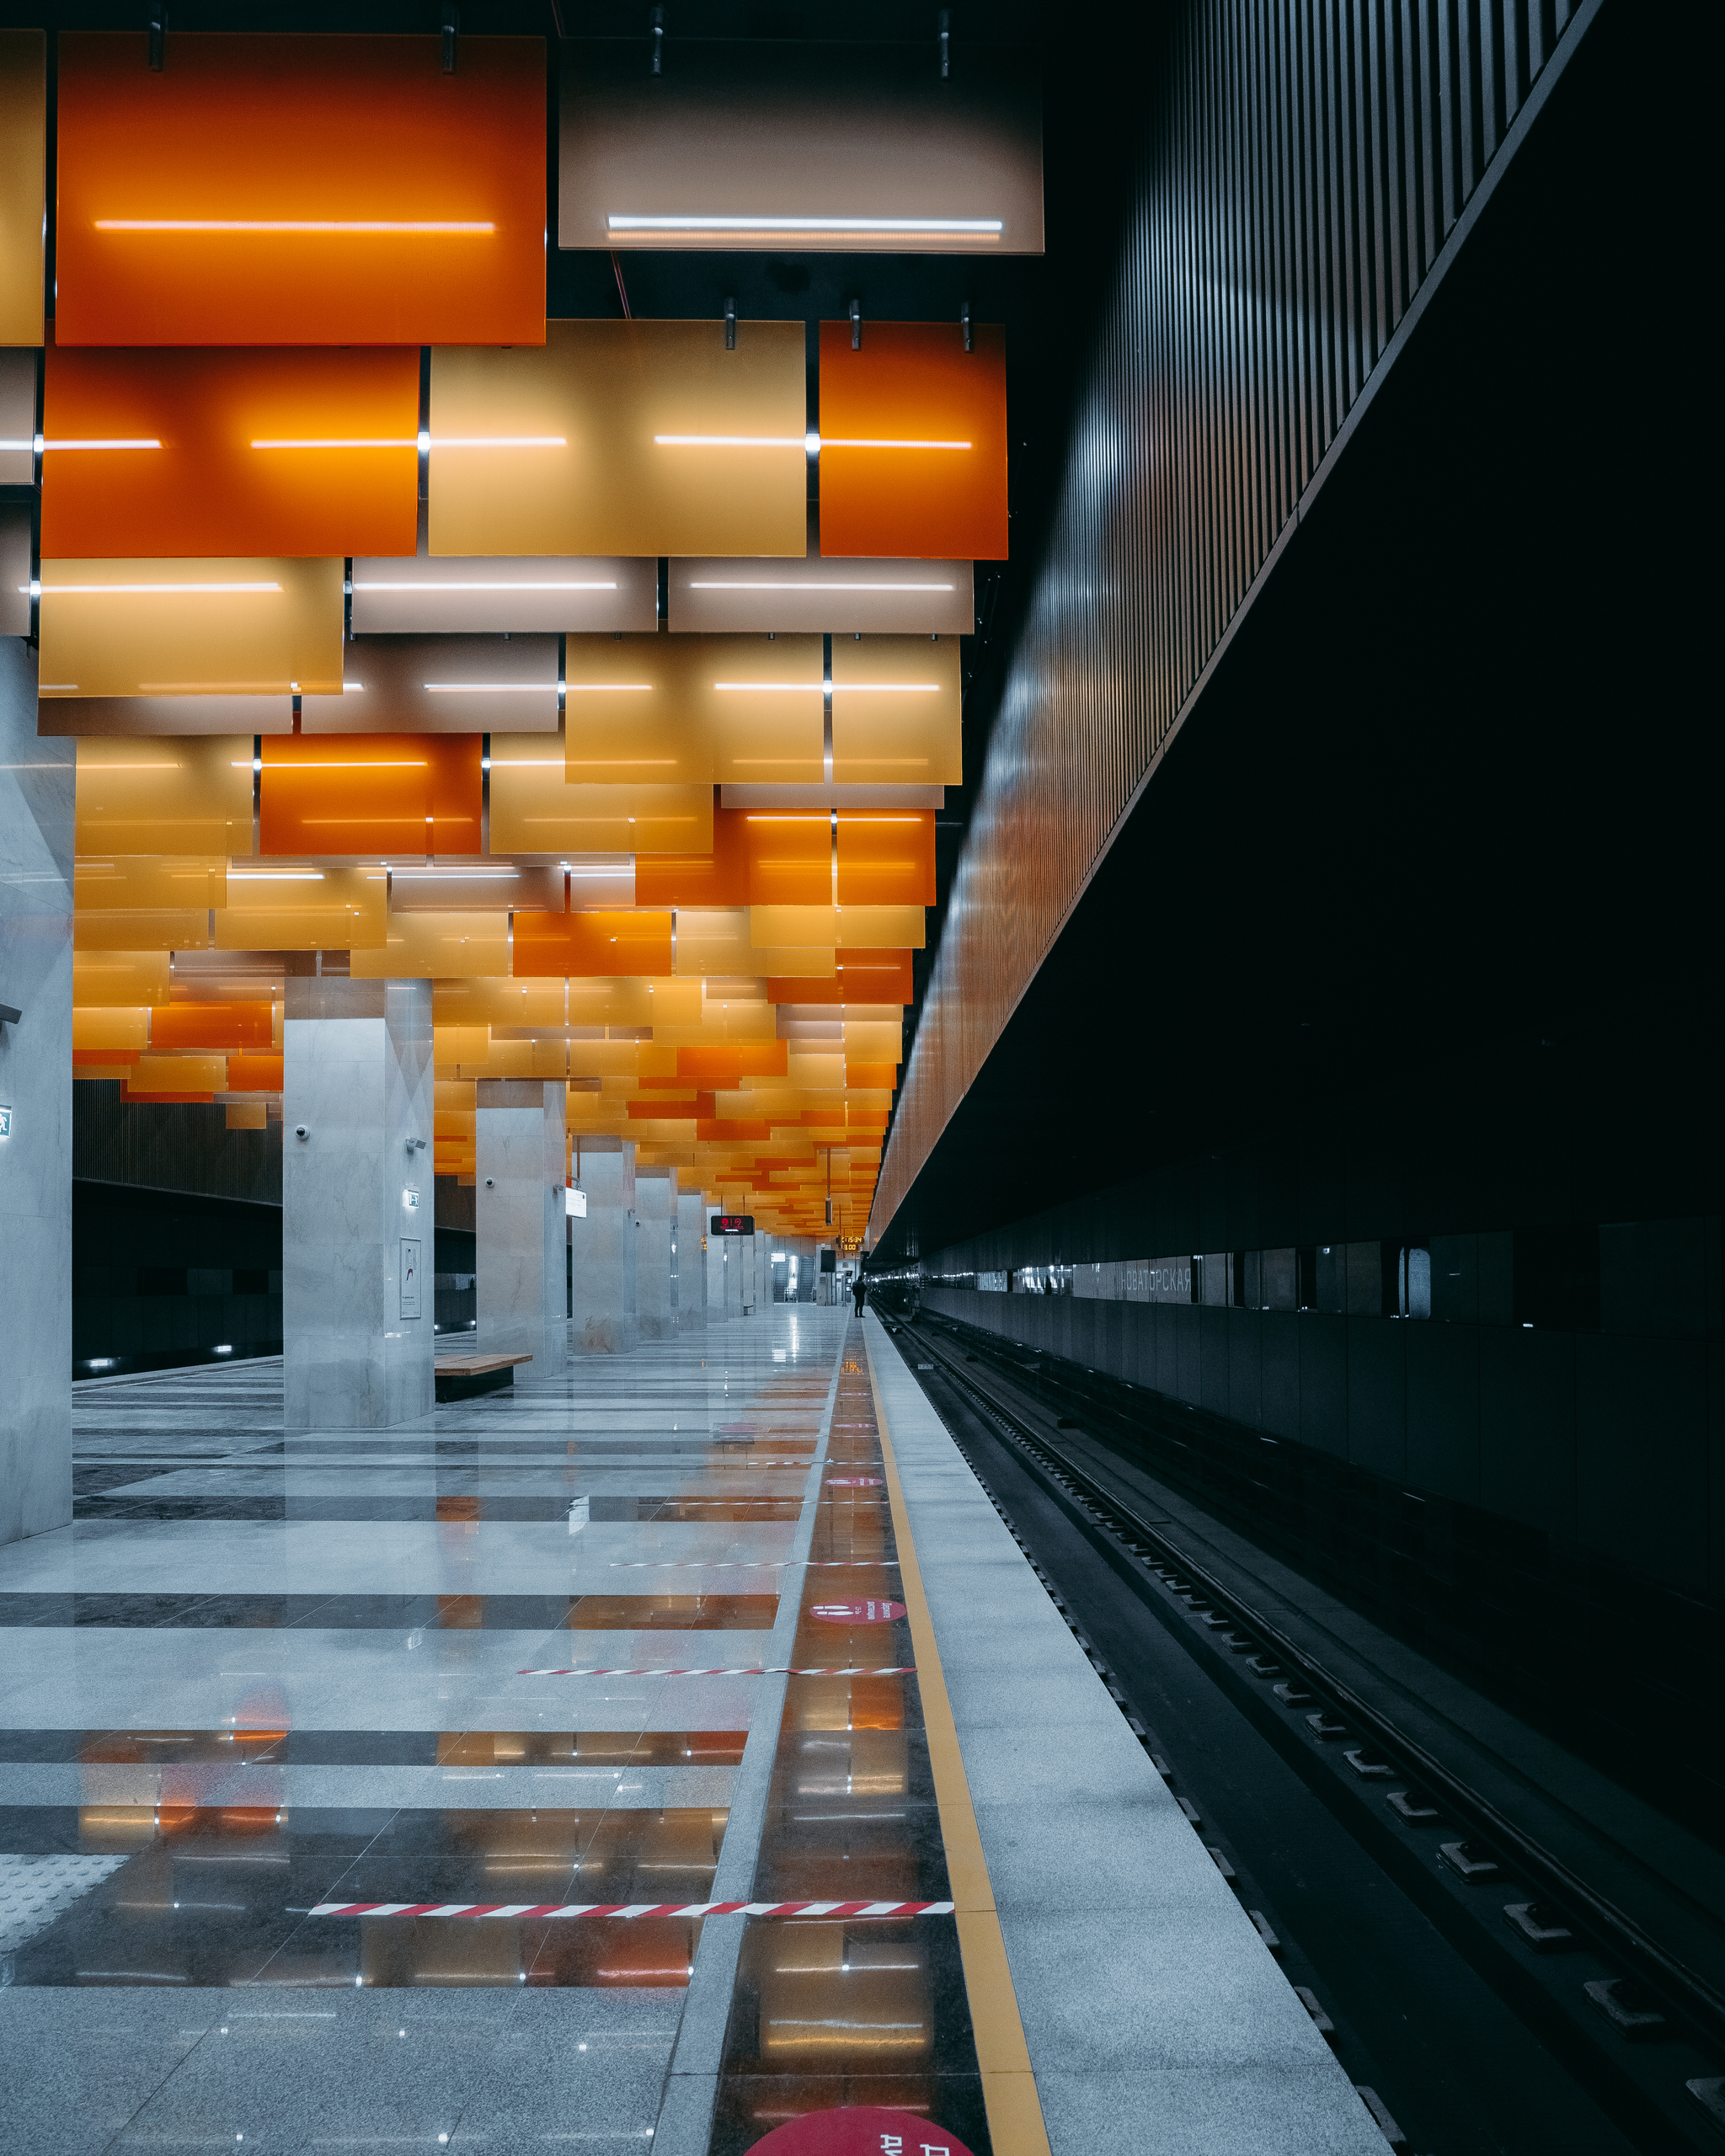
874 0 1720 1624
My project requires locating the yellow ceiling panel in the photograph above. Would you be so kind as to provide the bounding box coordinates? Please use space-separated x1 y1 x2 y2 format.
430 320 806 558
350 910 510 979
41 558 343 700
76 737 254 857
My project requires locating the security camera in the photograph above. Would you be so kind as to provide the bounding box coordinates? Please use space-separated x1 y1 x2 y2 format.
294 1125 308 1141
484 1177 495 1188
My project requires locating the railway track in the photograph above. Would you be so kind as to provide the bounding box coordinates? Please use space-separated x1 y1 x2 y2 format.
888 1308 1725 2155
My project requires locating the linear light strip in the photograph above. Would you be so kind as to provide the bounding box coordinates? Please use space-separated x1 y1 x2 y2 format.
654 434 970 451
354 580 619 593
251 435 566 450
34 580 282 595
687 579 955 592
423 683 557 694
94 219 496 235
38 438 162 451
607 215 1003 235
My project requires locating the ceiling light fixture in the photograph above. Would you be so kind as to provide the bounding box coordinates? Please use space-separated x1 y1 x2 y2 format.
35 579 282 595
35 437 162 451
428 435 569 449
422 682 556 693
352 579 619 593
607 214 1002 237
563 682 654 692
713 681 825 693
94 218 496 235
686 579 955 592
250 437 419 451
656 433 969 451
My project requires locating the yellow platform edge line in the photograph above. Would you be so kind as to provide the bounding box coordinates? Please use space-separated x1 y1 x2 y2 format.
864 1324 1054 2156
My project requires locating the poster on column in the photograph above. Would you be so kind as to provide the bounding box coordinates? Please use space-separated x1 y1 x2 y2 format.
399 1239 422 1320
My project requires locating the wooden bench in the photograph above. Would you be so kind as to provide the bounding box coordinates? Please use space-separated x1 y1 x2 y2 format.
435 1351 531 1401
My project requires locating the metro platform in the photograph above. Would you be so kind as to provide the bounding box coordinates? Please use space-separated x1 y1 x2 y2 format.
0 1309 1384 2155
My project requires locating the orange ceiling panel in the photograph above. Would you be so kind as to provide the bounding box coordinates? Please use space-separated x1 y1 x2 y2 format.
836 814 936 905
227 1052 286 1091
42 344 419 558
818 321 1007 559
0 33 45 345
633 808 749 908
56 34 546 346
151 1002 275 1052
771 950 915 1004
512 910 674 979
259 734 482 858
676 1042 788 1086
744 814 832 906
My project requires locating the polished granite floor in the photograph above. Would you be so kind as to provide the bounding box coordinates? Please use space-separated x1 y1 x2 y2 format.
0 1311 1390 2156
0 1309 937 2156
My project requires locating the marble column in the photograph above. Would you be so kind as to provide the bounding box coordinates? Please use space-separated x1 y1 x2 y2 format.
635 1166 677 1342
677 1189 708 1329
0 639 73 1546
569 1137 637 1353
283 978 435 1429
705 1203 728 1322
475 1078 568 1378
721 1230 745 1320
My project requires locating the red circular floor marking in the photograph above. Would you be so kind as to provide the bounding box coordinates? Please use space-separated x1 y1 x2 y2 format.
749 2105 977 2156
809 1598 907 1625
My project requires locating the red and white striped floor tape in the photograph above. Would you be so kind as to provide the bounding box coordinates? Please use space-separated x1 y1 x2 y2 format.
307 1898 953 1919
608 1560 900 1570
516 1664 916 1678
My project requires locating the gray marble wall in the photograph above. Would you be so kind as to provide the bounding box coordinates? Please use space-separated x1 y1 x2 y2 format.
676 1189 708 1329
570 1138 637 1354
282 978 435 1429
475 1079 567 1378
635 1166 677 1342
0 639 73 1545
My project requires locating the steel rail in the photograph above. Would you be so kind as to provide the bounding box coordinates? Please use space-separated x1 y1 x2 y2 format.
895 1314 1725 2055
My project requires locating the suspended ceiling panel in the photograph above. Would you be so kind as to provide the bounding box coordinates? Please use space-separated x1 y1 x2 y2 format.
74 735 255 857
670 515 973 634
429 320 806 558
558 40 1041 255
42 344 419 558
299 634 560 734
819 321 1008 559
54 34 546 346
488 734 714 859
351 554 657 635
719 783 944 812
37 690 291 737
0 347 34 483
831 633 962 786
563 632 825 789
387 863 567 914
0 32 45 345
38 557 344 699
259 733 483 858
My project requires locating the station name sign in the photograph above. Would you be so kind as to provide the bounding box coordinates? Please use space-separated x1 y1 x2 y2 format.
710 1213 756 1236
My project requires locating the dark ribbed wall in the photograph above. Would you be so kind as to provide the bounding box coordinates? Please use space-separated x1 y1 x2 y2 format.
73 1079 282 1205
874 0 1596 1235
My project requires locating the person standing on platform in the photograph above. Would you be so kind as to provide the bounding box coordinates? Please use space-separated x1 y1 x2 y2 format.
851 1273 868 1316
